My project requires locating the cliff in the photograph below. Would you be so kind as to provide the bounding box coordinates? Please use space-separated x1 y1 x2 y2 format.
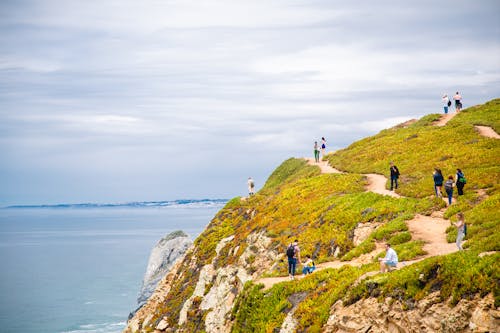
125 99 500 332
130 231 192 318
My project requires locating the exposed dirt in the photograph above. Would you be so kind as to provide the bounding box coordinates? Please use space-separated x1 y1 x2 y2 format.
253 160 459 290
434 112 457 127
475 125 500 139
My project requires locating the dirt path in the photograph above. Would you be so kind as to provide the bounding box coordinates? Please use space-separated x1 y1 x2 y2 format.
305 158 343 174
434 112 457 127
475 125 500 139
255 212 457 290
365 173 401 198
305 158 401 198
251 159 458 290
407 213 457 256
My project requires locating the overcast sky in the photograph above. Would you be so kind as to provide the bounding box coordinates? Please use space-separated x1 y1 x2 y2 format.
0 0 499 205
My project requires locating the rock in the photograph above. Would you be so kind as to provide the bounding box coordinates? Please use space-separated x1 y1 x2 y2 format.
323 293 499 333
353 221 382 246
133 231 192 315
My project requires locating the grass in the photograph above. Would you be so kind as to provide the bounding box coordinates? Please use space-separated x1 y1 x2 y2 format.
134 99 500 332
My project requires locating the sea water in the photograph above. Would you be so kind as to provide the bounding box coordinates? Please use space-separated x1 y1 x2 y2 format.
0 200 225 333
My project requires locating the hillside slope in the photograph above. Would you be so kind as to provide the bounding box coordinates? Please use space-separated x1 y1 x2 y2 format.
125 99 500 333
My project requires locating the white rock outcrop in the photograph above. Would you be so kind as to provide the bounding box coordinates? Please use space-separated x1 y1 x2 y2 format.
136 231 192 309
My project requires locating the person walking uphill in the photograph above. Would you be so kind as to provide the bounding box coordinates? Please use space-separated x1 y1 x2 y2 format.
454 213 466 251
389 162 400 191
444 175 455 205
433 168 444 197
313 141 320 163
286 240 301 280
456 168 466 195
442 94 451 114
379 243 398 272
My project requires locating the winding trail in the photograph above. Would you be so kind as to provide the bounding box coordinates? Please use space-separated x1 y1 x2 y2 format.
305 158 401 198
434 112 457 127
475 125 500 139
254 160 457 290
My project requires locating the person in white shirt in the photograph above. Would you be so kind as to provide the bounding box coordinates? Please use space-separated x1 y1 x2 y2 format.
379 243 398 272
247 177 255 196
442 94 450 114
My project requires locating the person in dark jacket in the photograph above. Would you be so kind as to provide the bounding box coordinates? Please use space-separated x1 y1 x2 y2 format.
455 169 466 195
389 162 400 191
433 168 444 197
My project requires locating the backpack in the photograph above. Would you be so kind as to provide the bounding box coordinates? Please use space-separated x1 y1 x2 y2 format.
286 244 296 258
459 176 466 184
447 100 452 107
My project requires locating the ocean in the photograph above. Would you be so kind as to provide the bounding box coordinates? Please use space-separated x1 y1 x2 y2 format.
0 200 226 333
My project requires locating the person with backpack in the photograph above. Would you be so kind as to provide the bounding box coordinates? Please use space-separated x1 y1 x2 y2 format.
454 213 466 251
442 94 451 114
433 168 444 198
301 255 316 275
247 177 255 196
444 175 455 205
389 161 400 191
286 239 301 280
455 168 466 195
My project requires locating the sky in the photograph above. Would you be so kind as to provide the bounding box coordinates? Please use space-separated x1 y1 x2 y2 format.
0 0 499 205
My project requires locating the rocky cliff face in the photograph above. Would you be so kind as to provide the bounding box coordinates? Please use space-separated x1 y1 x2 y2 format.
323 292 499 333
130 230 192 317
124 230 276 333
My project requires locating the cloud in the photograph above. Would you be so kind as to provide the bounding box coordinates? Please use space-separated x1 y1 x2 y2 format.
0 0 499 204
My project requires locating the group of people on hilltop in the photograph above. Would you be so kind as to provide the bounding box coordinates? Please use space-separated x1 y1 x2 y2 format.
442 92 463 114
313 137 327 163
433 168 466 205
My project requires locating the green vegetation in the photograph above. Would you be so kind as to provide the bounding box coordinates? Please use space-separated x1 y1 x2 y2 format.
346 252 499 307
137 100 499 332
232 265 376 333
325 99 500 198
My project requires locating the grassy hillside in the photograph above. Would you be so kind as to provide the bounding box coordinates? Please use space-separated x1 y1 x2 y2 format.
229 99 500 331
134 99 499 332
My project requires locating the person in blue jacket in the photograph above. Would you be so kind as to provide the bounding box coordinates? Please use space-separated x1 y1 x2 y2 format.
433 168 444 198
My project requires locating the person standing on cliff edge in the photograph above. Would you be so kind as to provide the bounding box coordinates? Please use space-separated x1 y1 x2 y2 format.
247 177 255 196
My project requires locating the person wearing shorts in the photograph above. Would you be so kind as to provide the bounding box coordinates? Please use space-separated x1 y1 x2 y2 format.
454 92 462 112
379 243 398 272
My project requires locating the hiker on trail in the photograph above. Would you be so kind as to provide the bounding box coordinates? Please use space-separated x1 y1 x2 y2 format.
389 161 400 191
321 137 327 157
442 94 451 114
455 168 466 196
379 243 398 272
313 141 320 163
286 240 301 280
433 168 444 198
247 177 255 196
444 175 455 205
453 92 462 112
454 213 466 251
302 255 316 275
